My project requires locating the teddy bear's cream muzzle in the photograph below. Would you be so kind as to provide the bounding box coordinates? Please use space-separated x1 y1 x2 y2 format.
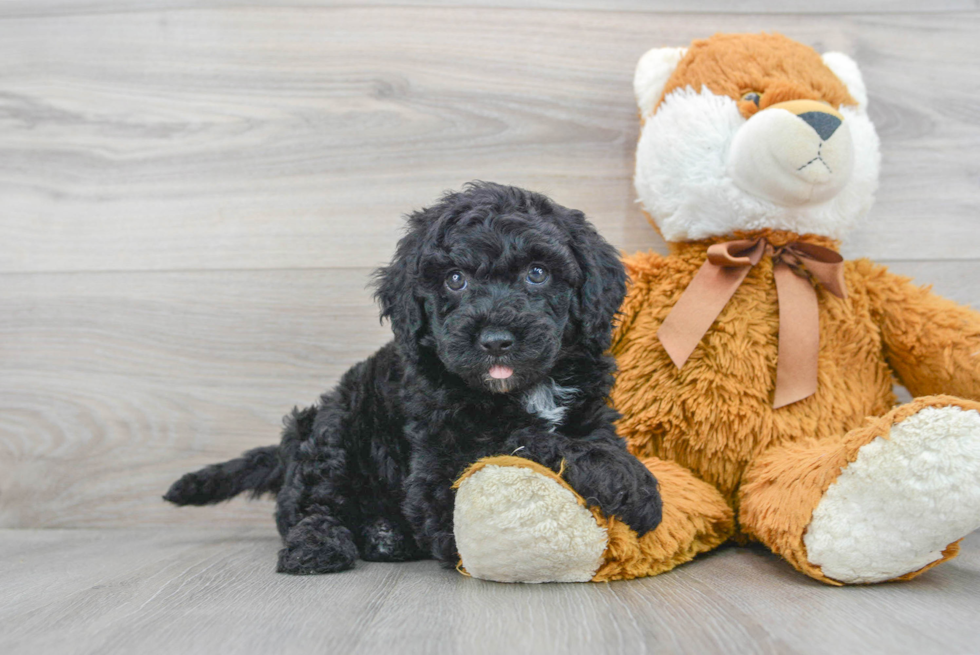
727 99 854 207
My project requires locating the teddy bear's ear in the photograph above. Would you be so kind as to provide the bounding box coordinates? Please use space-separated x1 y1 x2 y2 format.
822 52 869 110
634 47 687 116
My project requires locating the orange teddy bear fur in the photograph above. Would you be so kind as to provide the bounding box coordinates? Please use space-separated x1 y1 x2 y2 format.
612 35 980 584
610 34 980 585
453 33 980 586
611 239 980 584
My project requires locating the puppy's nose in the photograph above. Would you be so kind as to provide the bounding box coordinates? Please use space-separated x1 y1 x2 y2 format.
479 328 516 355
797 111 841 141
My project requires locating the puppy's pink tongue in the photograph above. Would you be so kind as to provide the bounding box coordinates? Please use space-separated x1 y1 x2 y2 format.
489 365 514 380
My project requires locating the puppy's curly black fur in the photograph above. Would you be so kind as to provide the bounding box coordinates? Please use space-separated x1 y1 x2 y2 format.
165 182 662 574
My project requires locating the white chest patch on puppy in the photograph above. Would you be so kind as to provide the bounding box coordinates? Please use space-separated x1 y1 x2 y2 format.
522 380 578 429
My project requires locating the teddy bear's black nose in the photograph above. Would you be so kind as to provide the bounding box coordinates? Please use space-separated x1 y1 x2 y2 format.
798 111 842 141
479 328 516 354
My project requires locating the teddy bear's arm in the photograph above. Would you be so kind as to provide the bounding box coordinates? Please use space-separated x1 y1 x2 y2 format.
864 261 980 400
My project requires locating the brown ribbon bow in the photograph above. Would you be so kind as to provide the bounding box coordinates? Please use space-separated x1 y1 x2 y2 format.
657 238 847 409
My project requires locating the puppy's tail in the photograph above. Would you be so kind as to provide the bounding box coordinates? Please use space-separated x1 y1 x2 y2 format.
163 445 283 506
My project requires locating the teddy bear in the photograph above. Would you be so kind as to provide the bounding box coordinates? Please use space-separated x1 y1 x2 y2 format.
451 32 980 586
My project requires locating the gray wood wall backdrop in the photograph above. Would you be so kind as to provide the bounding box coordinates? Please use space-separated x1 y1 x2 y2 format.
1 1 979 530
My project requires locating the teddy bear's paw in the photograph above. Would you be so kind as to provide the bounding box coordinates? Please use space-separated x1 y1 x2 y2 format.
454 463 608 583
804 405 980 583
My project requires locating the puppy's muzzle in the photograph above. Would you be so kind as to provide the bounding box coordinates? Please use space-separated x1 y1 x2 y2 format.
727 99 854 207
479 327 516 355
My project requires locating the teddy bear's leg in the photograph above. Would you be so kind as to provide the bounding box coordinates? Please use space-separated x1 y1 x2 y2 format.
591 456 734 582
740 395 980 585
453 455 733 583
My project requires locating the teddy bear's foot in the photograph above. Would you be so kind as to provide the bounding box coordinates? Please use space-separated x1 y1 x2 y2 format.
804 403 980 583
453 457 608 583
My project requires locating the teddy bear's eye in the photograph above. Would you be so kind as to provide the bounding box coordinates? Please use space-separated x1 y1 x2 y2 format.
741 91 761 106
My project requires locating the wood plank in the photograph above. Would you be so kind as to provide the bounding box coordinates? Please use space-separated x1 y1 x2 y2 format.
3 261 979 528
0 268 385 528
1 9 978 273
2 527 979 654
2 1 975 18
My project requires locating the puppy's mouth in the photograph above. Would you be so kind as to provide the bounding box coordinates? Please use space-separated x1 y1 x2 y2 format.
481 362 524 394
488 365 514 380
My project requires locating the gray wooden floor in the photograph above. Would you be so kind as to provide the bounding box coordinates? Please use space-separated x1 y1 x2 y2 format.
3 527 980 655
2 0 980 653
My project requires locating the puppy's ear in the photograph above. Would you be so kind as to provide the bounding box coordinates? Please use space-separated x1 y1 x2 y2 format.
564 210 627 353
373 213 428 360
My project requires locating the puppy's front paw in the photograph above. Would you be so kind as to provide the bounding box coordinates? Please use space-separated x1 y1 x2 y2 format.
617 480 663 536
360 517 426 562
572 459 662 537
277 517 358 575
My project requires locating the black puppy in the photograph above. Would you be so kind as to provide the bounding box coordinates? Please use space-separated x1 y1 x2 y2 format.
165 182 662 574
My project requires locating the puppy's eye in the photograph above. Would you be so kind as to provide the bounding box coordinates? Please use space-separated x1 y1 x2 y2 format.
741 91 761 106
526 266 549 285
445 270 467 291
